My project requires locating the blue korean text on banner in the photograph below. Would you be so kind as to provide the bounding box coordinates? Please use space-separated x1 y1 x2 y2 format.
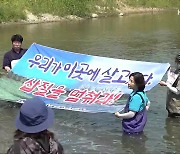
0 43 170 113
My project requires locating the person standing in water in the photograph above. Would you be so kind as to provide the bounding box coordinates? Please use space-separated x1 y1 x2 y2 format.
7 97 64 153
159 53 180 118
115 72 150 134
2 34 27 72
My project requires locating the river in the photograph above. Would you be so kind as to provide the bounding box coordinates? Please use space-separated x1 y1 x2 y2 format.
0 10 180 153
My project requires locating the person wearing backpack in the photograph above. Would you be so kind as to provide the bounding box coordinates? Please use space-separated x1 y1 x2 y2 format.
115 72 150 134
7 97 64 154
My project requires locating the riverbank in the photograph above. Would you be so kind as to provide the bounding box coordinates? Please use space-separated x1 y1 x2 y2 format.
0 7 165 26
0 0 176 25
24 7 165 24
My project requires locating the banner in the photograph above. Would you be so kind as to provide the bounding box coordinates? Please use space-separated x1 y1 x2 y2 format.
0 43 170 113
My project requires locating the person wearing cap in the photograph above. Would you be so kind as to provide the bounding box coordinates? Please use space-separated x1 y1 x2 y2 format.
7 97 64 153
159 53 180 117
2 34 27 72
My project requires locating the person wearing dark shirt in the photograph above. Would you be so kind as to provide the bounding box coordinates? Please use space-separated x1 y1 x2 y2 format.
2 34 27 72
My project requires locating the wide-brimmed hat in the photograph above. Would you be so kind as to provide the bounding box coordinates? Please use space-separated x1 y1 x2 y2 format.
16 97 54 133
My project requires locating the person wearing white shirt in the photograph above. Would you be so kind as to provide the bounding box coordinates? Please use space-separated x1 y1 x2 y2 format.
159 53 180 117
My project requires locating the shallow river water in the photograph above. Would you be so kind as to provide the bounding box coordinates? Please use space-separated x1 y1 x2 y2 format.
0 11 180 153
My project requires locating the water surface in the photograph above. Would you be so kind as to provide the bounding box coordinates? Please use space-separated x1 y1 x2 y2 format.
0 11 180 153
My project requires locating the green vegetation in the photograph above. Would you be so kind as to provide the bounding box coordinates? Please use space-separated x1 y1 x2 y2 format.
0 0 117 23
0 0 180 23
0 0 27 22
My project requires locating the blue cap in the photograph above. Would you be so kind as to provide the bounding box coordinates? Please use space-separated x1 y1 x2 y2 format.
16 97 54 133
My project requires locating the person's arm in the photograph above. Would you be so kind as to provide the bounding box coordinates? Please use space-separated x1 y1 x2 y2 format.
4 66 11 72
146 100 150 111
115 111 136 119
3 53 11 72
115 94 143 119
167 83 180 94
159 81 180 94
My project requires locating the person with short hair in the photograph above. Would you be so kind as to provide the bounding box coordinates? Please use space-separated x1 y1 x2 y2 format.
7 97 64 154
2 34 27 72
159 53 180 118
115 72 150 134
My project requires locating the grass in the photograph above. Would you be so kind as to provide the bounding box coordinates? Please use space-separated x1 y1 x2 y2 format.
0 0 26 22
0 0 117 23
26 0 118 17
0 0 180 23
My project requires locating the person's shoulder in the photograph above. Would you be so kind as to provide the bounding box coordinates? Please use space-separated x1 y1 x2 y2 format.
136 92 149 103
20 137 42 151
132 93 141 99
132 92 145 100
5 49 13 54
4 49 13 57
20 136 35 144
7 137 37 154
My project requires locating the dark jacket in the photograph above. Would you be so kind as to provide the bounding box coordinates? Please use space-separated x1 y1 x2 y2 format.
7 136 63 154
3 48 27 69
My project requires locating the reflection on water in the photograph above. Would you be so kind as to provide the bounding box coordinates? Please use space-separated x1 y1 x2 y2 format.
121 133 148 154
0 11 180 153
163 118 180 154
0 101 19 152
